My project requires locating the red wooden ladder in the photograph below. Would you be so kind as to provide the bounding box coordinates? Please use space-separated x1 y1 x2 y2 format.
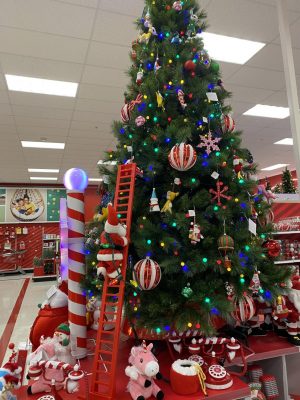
89 163 136 400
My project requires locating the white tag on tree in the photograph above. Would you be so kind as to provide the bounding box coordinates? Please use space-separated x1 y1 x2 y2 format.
211 171 219 180
248 219 257 236
127 146 133 152
47 285 58 299
203 116 208 123
206 92 218 102
188 210 196 217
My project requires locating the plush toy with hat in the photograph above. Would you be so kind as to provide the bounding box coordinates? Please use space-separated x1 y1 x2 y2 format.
29 279 69 350
97 204 128 284
285 275 300 346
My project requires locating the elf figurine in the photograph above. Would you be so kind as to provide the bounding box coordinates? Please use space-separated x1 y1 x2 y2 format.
97 204 128 284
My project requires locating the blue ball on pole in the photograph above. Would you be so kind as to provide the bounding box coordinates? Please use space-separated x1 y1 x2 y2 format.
64 168 88 191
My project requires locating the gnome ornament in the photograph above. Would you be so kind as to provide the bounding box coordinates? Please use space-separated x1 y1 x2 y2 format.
149 188 160 212
97 204 128 284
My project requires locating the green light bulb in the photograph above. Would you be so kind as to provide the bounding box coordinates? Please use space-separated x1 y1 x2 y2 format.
204 297 210 303
245 245 250 251
215 151 220 157
129 134 133 139
240 278 245 284
214 206 219 211
172 222 177 227
147 239 152 245
153 116 158 122
191 178 196 183
202 257 208 263
154 147 159 153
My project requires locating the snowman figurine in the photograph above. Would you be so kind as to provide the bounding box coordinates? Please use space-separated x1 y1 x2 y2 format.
65 364 84 394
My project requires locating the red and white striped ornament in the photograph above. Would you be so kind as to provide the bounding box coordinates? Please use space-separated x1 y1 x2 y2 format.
221 114 235 133
67 190 87 358
168 143 197 171
231 294 256 323
135 115 146 127
133 257 161 290
121 103 131 123
177 89 187 109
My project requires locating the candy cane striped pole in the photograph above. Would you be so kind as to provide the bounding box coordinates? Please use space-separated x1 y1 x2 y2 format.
64 168 88 359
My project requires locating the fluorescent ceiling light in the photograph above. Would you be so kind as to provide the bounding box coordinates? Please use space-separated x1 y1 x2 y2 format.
243 104 290 119
97 160 118 165
200 32 265 64
89 178 103 182
22 141 65 149
274 138 293 145
30 176 58 181
261 163 289 171
28 168 59 173
5 74 78 97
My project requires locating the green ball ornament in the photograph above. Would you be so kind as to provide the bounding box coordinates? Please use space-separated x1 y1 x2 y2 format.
181 283 193 298
210 61 220 73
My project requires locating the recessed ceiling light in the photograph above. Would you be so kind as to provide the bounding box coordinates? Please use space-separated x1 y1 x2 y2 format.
5 74 78 97
21 141 65 149
274 138 293 145
200 32 265 64
28 168 59 173
89 178 103 182
261 163 289 171
243 104 290 119
30 177 58 181
97 160 118 165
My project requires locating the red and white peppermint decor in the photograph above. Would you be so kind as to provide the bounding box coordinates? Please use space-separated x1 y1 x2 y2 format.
133 257 161 290
231 294 256 323
221 114 235 133
121 93 143 123
135 115 146 127
168 143 197 171
66 190 87 358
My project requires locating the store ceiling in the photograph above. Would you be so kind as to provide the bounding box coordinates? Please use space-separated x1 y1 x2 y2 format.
0 0 299 183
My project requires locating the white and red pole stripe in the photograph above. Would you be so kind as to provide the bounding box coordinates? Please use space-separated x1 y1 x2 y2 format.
64 168 88 359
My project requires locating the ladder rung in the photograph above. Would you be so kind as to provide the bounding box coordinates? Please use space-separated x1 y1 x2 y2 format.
119 182 130 186
105 302 118 306
99 349 113 355
118 189 130 193
105 293 119 297
95 380 110 386
101 339 114 345
97 359 112 365
100 330 114 335
103 320 116 324
104 312 117 316
117 196 129 200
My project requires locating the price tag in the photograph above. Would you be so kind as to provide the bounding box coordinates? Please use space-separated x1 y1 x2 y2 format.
203 116 208 123
46 285 58 299
211 171 219 180
248 219 257 236
127 146 133 152
206 92 218 102
187 210 196 217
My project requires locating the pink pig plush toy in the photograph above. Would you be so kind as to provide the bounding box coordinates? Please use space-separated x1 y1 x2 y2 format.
125 341 164 400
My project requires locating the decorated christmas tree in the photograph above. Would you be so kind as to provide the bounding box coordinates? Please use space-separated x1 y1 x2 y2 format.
83 0 290 336
281 167 296 194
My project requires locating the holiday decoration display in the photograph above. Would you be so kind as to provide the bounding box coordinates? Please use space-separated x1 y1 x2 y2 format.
0 345 22 398
197 131 221 155
168 143 197 171
29 279 69 350
149 188 160 212
172 1 182 11
189 223 203 244
64 168 88 359
133 257 161 290
170 359 206 395
97 204 128 282
259 375 279 399
184 60 196 72
218 234 234 254
154 55 161 72
121 93 143 123
160 191 179 213
205 351 233 390
281 166 296 193
221 114 235 133
249 271 262 294
156 90 165 111
233 155 244 179
135 115 146 127
210 181 232 207
248 365 264 383
248 382 266 400
125 342 164 400
136 67 144 85
177 89 187 109
262 240 281 258
231 294 256 323
284 276 300 346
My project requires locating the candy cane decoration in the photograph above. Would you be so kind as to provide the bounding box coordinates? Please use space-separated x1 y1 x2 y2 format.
177 89 187 109
64 168 88 359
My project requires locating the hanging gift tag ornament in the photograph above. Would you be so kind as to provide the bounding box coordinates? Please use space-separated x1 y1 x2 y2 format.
206 92 219 102
211 171 219 180
197 131 221 155
177 89 187 109
248 219 257 236
181 283 193 298
135 115 146 127
203 116 208 123
149 188 160 212
168 143 197 171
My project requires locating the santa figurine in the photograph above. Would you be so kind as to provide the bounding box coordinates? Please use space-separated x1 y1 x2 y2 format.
97 204 128 284
285 275 300 346
233 155 243 179
188 223 204 245
29 279 69 350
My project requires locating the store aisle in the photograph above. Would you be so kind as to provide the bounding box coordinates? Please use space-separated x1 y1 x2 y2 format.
0 274 52 365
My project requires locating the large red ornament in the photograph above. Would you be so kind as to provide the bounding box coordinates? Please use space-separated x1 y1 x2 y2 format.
184 60 196 72
133 257 161 290
168 143 197 171
262 239 281 258
221 114 235 133
231 294 256 323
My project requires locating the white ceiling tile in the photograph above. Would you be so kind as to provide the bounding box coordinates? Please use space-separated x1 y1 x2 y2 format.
227 66 285 91
17 125 68 138
0 89 10 103
75 98 121 113
69 127 111 138
99 0 143 16
77 83 124 101
0 103 12 115
53 0 98 8
0 27 88 63
86 41 131 69
0 0 96 39
0 53 83 82
8 91 76 110
227 84 274 103
14 115 71 129
12 104 73 120
260 90 288 107
252 0 300 12
0 115 15 125
219 62 243 80
92 10 137 46
72 109 115 122
82 65 128 88
246 44 283 71
0 124 17 134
